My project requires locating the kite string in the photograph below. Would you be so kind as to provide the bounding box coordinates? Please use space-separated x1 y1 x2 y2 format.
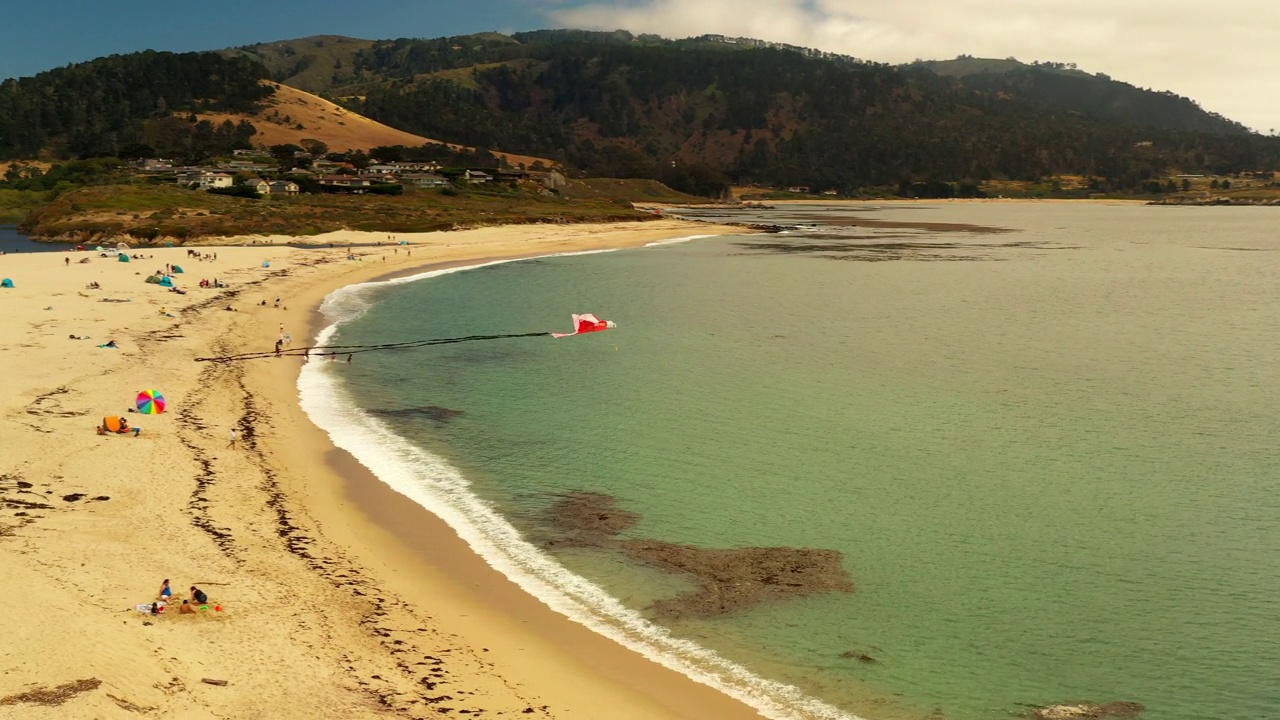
194 331 552 363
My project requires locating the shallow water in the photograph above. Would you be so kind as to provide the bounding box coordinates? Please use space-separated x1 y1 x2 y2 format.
313 204 1280 720
0 224 75 253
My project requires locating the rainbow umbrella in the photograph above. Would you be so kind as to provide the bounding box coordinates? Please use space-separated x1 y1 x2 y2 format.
136 390 166 415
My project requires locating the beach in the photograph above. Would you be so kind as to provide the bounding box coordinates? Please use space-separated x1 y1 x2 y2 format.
0 220 764 719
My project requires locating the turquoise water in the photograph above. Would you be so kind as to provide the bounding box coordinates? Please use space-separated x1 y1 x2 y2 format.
316 204 1280 720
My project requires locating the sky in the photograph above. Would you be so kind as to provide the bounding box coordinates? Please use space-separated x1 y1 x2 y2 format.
1 0 1275 133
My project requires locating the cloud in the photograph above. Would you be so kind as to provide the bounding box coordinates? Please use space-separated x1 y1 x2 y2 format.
545 0 1280 133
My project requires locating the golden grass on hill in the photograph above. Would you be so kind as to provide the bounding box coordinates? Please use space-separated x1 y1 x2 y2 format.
198 83 553 168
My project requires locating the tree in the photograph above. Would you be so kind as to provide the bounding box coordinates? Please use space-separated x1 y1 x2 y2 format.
270 143 303 170
300 138 329 157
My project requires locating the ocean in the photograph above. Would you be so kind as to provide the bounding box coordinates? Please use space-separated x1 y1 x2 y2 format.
300 203 1280 720
0 224 75 253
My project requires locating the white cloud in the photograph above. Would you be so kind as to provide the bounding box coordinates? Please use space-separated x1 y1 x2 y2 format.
546 0 1280 133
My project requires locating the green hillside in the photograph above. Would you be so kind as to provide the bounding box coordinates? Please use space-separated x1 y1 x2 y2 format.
0 51 270 160
913 57 1249 136
316 31 1279 194
224 35 376 94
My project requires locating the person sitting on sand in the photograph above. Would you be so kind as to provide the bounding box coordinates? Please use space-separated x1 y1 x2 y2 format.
178 600 196 615
158 579 172 601
190 586 209 605
100 339 117 348
118 418 129 433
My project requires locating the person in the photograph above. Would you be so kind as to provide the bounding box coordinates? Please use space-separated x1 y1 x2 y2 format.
158 579 173 601
227 428 238 449
275 338 283 357
190 586 208 604
118 418 129 433
346 354 352 363
178 600 196 615
274 297 281 308
65 257 70 266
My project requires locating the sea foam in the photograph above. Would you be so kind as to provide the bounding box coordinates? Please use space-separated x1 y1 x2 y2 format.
297 247 861 720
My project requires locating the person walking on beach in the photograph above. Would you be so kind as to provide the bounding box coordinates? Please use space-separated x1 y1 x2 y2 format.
65 256 70 266
227 428 238 449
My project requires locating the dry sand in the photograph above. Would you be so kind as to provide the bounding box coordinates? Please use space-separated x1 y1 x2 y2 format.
0 220 765 719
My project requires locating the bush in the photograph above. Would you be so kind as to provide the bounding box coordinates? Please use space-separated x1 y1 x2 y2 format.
208 185 262 199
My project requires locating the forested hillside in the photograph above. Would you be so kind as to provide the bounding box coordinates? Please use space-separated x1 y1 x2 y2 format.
0 51 271 160
914 57 1250 136
329 33 1280 193
5 32 1280 197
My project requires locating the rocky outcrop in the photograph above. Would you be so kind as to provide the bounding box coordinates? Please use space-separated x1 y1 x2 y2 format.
541 492 854 618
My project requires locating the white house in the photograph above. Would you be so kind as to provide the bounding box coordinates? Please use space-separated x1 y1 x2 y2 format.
401 173 449 188
176 171 234 190
269 180 300 195
464 170 492 185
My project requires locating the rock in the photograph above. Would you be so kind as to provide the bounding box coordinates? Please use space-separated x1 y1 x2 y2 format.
1026 701 1144 720
839 650 877 663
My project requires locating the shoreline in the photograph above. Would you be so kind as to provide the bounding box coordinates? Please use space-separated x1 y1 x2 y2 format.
297 249 859 720
0 220 774 718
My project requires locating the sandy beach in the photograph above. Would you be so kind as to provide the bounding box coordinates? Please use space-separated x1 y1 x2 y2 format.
0 220 766 719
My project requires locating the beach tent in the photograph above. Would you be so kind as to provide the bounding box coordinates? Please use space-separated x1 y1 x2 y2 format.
158 276 174 288
95 246 104 252
164 242 175 248
171 265 184 274
103 416 125 433
1 278 13 288
118 254 131 263
398 240 408 245
261 261 270 268
116 242 130 252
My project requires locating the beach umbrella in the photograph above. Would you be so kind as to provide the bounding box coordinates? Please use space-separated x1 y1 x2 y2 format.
136 390 166 415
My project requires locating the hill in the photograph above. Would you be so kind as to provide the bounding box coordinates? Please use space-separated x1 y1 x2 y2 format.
305 31 1279 195
0 49 551 167
911 57 1249 136
224 35 377 94
195 83 551 165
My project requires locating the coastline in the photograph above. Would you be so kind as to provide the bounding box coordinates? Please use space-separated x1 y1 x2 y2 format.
0 220 771 718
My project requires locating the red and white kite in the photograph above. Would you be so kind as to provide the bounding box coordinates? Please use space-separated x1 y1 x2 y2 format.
552 313 617 338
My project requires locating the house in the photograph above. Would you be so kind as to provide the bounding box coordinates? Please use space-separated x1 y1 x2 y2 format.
269 180 300 195
786 185 811 194
132 158 174 172
318 175 374 193
365 164 400 175
401 173 449 188
243 178 270 195
464 170 492 185
176 171 234 190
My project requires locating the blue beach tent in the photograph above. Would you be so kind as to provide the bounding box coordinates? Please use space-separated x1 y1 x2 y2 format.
118 254 131 263
171 265 184 274
1 278 13 288
158 276 174 288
